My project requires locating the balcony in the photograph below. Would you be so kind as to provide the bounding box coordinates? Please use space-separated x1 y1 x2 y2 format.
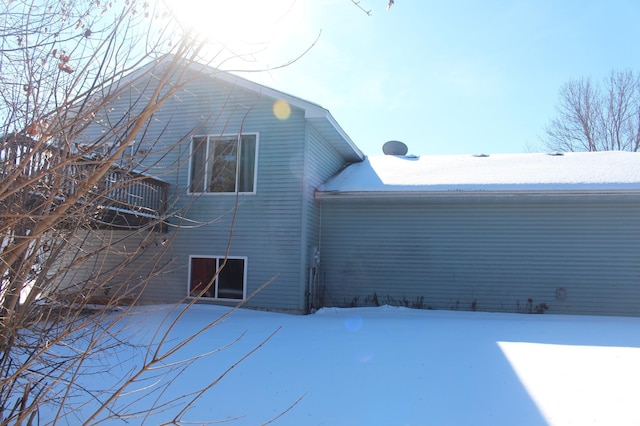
87 165 169 230
1 134 169 231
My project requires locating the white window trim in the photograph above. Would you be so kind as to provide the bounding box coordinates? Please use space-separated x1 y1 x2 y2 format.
187 132 259 195
187 255 248 301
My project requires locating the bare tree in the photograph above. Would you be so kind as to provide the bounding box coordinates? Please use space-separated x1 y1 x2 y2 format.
0 1 290 423
543 70 640 152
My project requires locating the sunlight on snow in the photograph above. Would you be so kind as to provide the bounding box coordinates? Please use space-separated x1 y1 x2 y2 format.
498 341 640 425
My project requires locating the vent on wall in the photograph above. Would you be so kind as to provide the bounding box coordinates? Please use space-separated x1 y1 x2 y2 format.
383 140 408 156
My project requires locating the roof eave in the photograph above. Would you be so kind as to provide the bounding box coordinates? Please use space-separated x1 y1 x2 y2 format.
211 70 365 162
306 115 364 162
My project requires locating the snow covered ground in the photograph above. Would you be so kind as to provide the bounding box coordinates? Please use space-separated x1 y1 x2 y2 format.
48 305 640 425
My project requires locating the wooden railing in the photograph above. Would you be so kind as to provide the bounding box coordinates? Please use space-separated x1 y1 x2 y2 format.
89 165 168 218
1 135 168 228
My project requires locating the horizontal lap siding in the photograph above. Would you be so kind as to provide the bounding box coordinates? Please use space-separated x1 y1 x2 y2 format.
77 73 312 311
319 198 640 316
117 77 308 311
302 126 351 310
52 230 166 298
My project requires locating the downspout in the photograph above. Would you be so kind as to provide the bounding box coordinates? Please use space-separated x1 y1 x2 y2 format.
306 202 321 313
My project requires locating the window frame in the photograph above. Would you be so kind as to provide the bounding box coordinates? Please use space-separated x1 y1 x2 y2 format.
188 133 259 195
187 255 248 301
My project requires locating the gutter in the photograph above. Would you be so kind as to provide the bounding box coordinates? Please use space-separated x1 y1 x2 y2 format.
314 189 640 202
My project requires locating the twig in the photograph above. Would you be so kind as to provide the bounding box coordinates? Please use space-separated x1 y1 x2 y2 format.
261 391 309 425
350 0 372 16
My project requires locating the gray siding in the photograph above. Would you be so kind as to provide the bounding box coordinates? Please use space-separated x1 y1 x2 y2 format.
88 74 310 311
300 125 351 311
76 67 360 313
319 197 640 316
51 230 166 300
150 81 309 311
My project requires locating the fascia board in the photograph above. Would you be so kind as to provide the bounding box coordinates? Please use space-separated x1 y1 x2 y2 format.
210 71 364 161
137 57 364 161
315 189 640 202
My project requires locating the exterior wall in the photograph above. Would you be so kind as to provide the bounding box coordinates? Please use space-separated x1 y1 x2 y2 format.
300 125 351 311
50 230 166 300
148 78 310 311
319 196 640 316
87 73 310 311
75 66 359 313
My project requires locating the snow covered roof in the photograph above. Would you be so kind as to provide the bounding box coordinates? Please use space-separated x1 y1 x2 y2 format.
317 151 640 198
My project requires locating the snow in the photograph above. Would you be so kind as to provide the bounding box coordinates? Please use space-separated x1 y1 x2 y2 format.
318 151 640 194
47 305 640 425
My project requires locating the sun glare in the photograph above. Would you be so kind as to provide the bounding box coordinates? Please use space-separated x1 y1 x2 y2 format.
164 0 306 66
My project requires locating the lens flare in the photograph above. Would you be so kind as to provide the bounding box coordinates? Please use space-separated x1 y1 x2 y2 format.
344 315 363 332
273 100 291 120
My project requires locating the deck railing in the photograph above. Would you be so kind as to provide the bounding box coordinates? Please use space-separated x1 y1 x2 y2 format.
1 135 168 226
88 164 168 218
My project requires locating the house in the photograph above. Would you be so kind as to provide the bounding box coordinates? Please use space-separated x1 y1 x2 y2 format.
316 151 640 316
66 57 363 313
68 58 640 316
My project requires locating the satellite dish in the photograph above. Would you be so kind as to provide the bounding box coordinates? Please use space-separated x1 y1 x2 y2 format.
382 140 408 156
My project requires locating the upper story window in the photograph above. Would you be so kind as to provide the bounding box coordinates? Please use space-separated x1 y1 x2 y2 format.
189 133 257 193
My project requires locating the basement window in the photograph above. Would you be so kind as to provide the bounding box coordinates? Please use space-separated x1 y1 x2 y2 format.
189 256 246 300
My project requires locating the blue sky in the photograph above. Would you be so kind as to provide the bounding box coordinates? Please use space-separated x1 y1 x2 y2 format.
172 0 640 156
